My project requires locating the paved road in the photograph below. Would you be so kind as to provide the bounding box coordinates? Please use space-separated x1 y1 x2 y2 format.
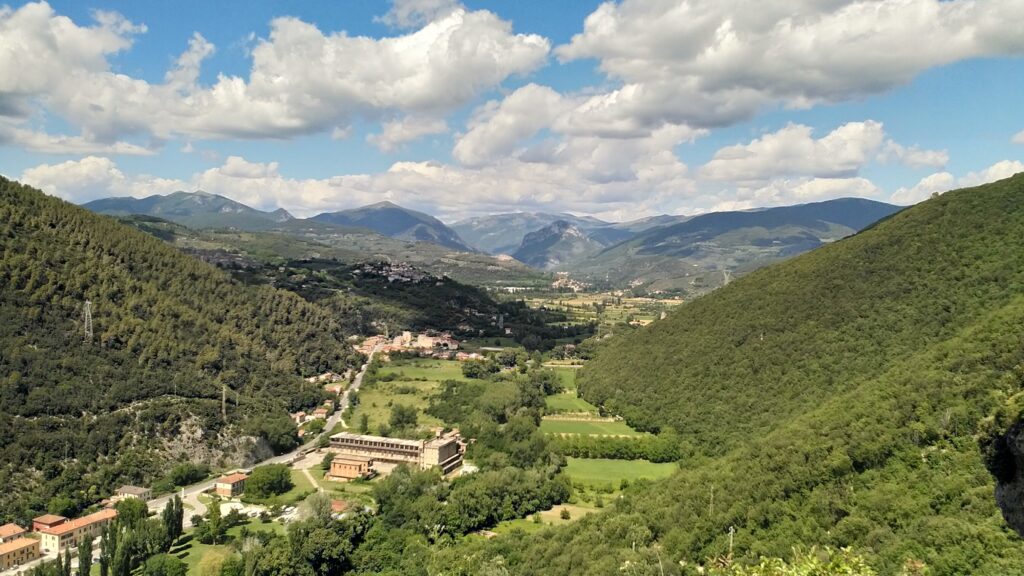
147 347 379 520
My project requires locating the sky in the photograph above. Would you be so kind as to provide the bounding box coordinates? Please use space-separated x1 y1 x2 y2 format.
2 0 1024 223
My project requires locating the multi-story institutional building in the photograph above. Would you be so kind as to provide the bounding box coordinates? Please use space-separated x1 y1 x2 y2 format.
38 509 117 553
0 537 39 571
329 430 463 475
327 455 374 481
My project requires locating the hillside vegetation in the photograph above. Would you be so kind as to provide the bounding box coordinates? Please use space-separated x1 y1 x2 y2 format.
0 177 359 523
435 175 1024 574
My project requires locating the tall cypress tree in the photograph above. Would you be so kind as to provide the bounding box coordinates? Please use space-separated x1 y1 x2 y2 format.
78 537 92 576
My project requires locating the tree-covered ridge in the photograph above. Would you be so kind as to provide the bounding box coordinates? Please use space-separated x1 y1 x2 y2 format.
433 174 1024 574
0 177 358 522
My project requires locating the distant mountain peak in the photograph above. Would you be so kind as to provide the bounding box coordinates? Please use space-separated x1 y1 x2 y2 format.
311 201 473 252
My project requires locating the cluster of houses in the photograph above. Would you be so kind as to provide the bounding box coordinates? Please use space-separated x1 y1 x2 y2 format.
291 398 335 429
354 332 483 362
354 262 437 284
0 491 139 572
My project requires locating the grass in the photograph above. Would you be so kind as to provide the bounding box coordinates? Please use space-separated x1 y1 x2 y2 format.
539 419 647 436
545 393 598 414
242 468 315 506
550 366 578 391
176 519 286 572
490 503 598 534
351 359 469 434
564 458 677 487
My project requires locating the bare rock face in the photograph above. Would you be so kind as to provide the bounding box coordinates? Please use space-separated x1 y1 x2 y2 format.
162 417 271 469
987 420 1024 536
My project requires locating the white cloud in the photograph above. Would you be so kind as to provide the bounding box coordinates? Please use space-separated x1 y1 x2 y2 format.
1012 130 1024 145
878 140 949 169
20 156 185 202
1 2 550 142
0 122 154 155
453 84 570 166
378 0 461 28
555 0 1024 132
890 159 1024 204
890 171 955 204
700 122 886 184
957 160 1024 188
367 116 448 152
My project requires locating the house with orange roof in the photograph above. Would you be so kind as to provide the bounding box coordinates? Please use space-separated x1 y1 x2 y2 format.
214 472 249 497
38 508 117 553
0 537 40 571
0 523 26 543
31 514 66 533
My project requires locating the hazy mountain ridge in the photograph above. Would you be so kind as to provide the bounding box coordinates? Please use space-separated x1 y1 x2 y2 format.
84 191 294 230
511 220 607 270
569 197 902 293
312 200 474 251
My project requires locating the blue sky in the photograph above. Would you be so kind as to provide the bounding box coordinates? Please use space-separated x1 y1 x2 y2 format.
2 0 1023 221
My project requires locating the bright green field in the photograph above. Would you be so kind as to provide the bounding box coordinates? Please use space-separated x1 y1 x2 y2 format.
539 419 646 436
351 359 466 434
564 458 677 487
377 359 469 382
545 393 598 414
551 366 578 391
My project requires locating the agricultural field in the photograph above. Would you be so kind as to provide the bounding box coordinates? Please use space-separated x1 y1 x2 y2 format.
545 393 598 414
539 418 647 437
524 292 684 327
548 365 579 391
351 358 469 434
563 457 677 488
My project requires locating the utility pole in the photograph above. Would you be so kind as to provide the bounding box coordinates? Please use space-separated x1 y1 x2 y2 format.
709 485 714 517
728 526 735 556
221 383 227 423
83 300 93 343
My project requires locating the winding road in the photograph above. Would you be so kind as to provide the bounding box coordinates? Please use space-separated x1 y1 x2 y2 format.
146 346 379 524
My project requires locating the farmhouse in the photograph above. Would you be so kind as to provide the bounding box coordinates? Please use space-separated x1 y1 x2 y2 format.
115 485 152 502
329 429 463 474
214 472 249 498
38 509 117 553
0 537 39 571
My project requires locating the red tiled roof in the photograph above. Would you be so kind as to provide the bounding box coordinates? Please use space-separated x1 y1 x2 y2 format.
0 523 25 538
39 509 116 537
217 473 248 484
0 537 37 555
32 514 66 526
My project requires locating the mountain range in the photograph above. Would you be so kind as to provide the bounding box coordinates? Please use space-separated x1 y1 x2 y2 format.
82 190 901 293
83 191 294 230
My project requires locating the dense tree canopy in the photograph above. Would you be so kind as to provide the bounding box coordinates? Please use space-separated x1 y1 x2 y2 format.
0 177 359 522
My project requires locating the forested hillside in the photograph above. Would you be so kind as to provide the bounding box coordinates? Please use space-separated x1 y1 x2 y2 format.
0 177 360 523
435 174 1024 574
